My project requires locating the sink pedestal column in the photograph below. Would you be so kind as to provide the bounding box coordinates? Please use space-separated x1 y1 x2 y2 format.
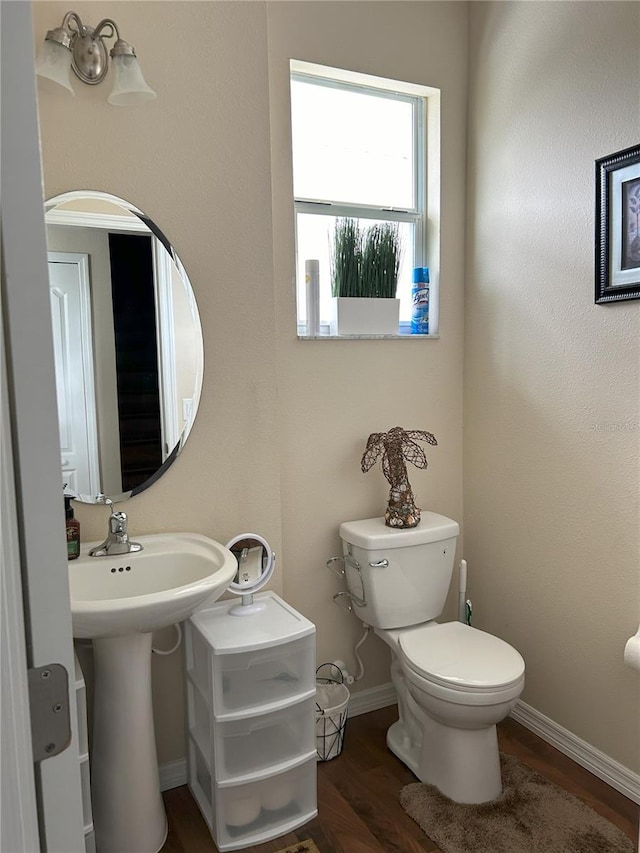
92 633 167 853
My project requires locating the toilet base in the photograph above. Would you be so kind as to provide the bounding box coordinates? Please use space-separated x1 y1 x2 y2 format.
387 719 421 776
388 694 503 804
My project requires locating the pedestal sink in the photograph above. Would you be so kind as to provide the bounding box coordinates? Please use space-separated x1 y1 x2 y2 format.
69 533 237 853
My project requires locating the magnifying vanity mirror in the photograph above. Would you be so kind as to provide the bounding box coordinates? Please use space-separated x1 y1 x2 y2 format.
44 191 203 503
225 533 276 616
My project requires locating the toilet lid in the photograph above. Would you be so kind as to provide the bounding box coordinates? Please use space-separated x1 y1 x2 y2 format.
399 622 524 690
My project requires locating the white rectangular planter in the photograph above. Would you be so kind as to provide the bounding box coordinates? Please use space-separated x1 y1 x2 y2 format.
331 297 400 336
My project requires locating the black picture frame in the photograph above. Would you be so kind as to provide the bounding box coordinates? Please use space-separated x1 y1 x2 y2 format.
595 144 640 303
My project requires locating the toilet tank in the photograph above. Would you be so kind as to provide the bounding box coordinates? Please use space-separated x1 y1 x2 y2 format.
339 513 459 630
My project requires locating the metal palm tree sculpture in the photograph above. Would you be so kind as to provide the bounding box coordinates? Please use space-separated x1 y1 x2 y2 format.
361 426 437 528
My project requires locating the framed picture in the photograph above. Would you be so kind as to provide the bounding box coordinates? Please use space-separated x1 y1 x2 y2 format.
595 144 640 303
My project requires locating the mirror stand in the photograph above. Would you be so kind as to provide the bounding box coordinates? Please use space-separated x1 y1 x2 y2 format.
229 593 268 617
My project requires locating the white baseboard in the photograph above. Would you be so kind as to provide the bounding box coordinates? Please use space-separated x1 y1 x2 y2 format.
511 700 640 804
159 683 398 791
347 681 397 718
160 758 187 792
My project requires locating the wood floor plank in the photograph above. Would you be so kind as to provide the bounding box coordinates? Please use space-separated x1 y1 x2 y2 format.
324 760 438 852
292 813 338 853
162 706 637 853
313 767 389 853
162 785 218 853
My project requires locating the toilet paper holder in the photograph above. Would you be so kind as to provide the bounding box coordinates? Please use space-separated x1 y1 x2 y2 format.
326 554 366 610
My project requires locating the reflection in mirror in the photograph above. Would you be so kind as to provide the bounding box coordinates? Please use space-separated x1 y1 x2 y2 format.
225 533 276 616
45 191 203 504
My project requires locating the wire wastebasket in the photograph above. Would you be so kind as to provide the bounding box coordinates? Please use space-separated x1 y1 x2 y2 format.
315 663 350 761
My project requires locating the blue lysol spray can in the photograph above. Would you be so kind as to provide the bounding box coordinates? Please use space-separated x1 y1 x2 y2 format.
411 267 430 334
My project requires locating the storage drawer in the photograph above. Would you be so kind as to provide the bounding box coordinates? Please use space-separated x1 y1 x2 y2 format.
213 695 316 782
188 737 213 828
185 621 212 699
211 756 317 851
187 679 211 762
80 758 92 828
74 654 89 756
213 634 315 717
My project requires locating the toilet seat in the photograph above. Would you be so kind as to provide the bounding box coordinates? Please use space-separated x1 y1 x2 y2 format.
398 622 525 704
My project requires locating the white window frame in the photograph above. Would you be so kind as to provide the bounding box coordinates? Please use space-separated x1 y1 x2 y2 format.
290 60 440 337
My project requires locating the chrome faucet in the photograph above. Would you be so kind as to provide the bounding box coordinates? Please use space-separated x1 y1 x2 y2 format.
89 499 143 557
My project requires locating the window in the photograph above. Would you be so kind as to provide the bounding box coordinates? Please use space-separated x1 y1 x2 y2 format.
290 60 439 337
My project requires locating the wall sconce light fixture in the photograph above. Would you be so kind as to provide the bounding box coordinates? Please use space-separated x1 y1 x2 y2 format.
35 10 156 106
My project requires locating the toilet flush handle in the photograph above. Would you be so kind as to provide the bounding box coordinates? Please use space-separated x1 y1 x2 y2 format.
369 559 389 568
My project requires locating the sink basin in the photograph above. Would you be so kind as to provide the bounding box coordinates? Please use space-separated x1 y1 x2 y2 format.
69 532 237 638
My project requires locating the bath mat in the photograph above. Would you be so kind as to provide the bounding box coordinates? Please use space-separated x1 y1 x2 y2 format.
273 842 320 853
400 753 634 853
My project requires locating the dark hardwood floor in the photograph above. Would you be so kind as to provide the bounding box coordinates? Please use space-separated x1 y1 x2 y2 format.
161 705 638 853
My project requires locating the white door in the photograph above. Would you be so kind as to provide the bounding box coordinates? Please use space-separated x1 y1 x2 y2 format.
1 298 41 853
1 3 86 851
48 252 101 498
153 240 180 459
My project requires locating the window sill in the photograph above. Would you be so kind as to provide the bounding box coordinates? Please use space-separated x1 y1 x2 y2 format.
297 332 439 340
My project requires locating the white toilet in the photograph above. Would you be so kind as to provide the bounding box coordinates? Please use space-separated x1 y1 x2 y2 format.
338 512 525 804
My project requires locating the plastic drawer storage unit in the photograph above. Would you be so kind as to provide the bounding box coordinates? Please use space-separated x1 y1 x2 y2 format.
185 591 317 851
74 652 96 853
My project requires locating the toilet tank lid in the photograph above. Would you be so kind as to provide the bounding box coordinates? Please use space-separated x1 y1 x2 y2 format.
339 513 459 550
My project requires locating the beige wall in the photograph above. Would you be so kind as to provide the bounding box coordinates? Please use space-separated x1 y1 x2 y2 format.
267 0 467 692
466 1 640 772
32 1 467 764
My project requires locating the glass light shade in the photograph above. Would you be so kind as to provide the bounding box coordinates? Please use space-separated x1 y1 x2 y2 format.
35 39 75 96
107 54 156 106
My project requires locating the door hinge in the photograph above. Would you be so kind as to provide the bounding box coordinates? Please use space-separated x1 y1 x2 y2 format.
27 664 71 763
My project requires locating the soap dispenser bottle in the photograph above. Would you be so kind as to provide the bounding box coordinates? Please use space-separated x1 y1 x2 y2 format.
64 495 80 561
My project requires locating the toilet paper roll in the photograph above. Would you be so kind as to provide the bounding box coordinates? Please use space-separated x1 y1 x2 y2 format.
225 794 261 827
262 780 294 811
624 628 640 673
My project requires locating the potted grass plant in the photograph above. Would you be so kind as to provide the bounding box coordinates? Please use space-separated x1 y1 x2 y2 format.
330 218 401 335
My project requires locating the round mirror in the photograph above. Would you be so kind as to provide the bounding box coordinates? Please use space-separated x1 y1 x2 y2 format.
45 191 203 504
225 533 276 616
